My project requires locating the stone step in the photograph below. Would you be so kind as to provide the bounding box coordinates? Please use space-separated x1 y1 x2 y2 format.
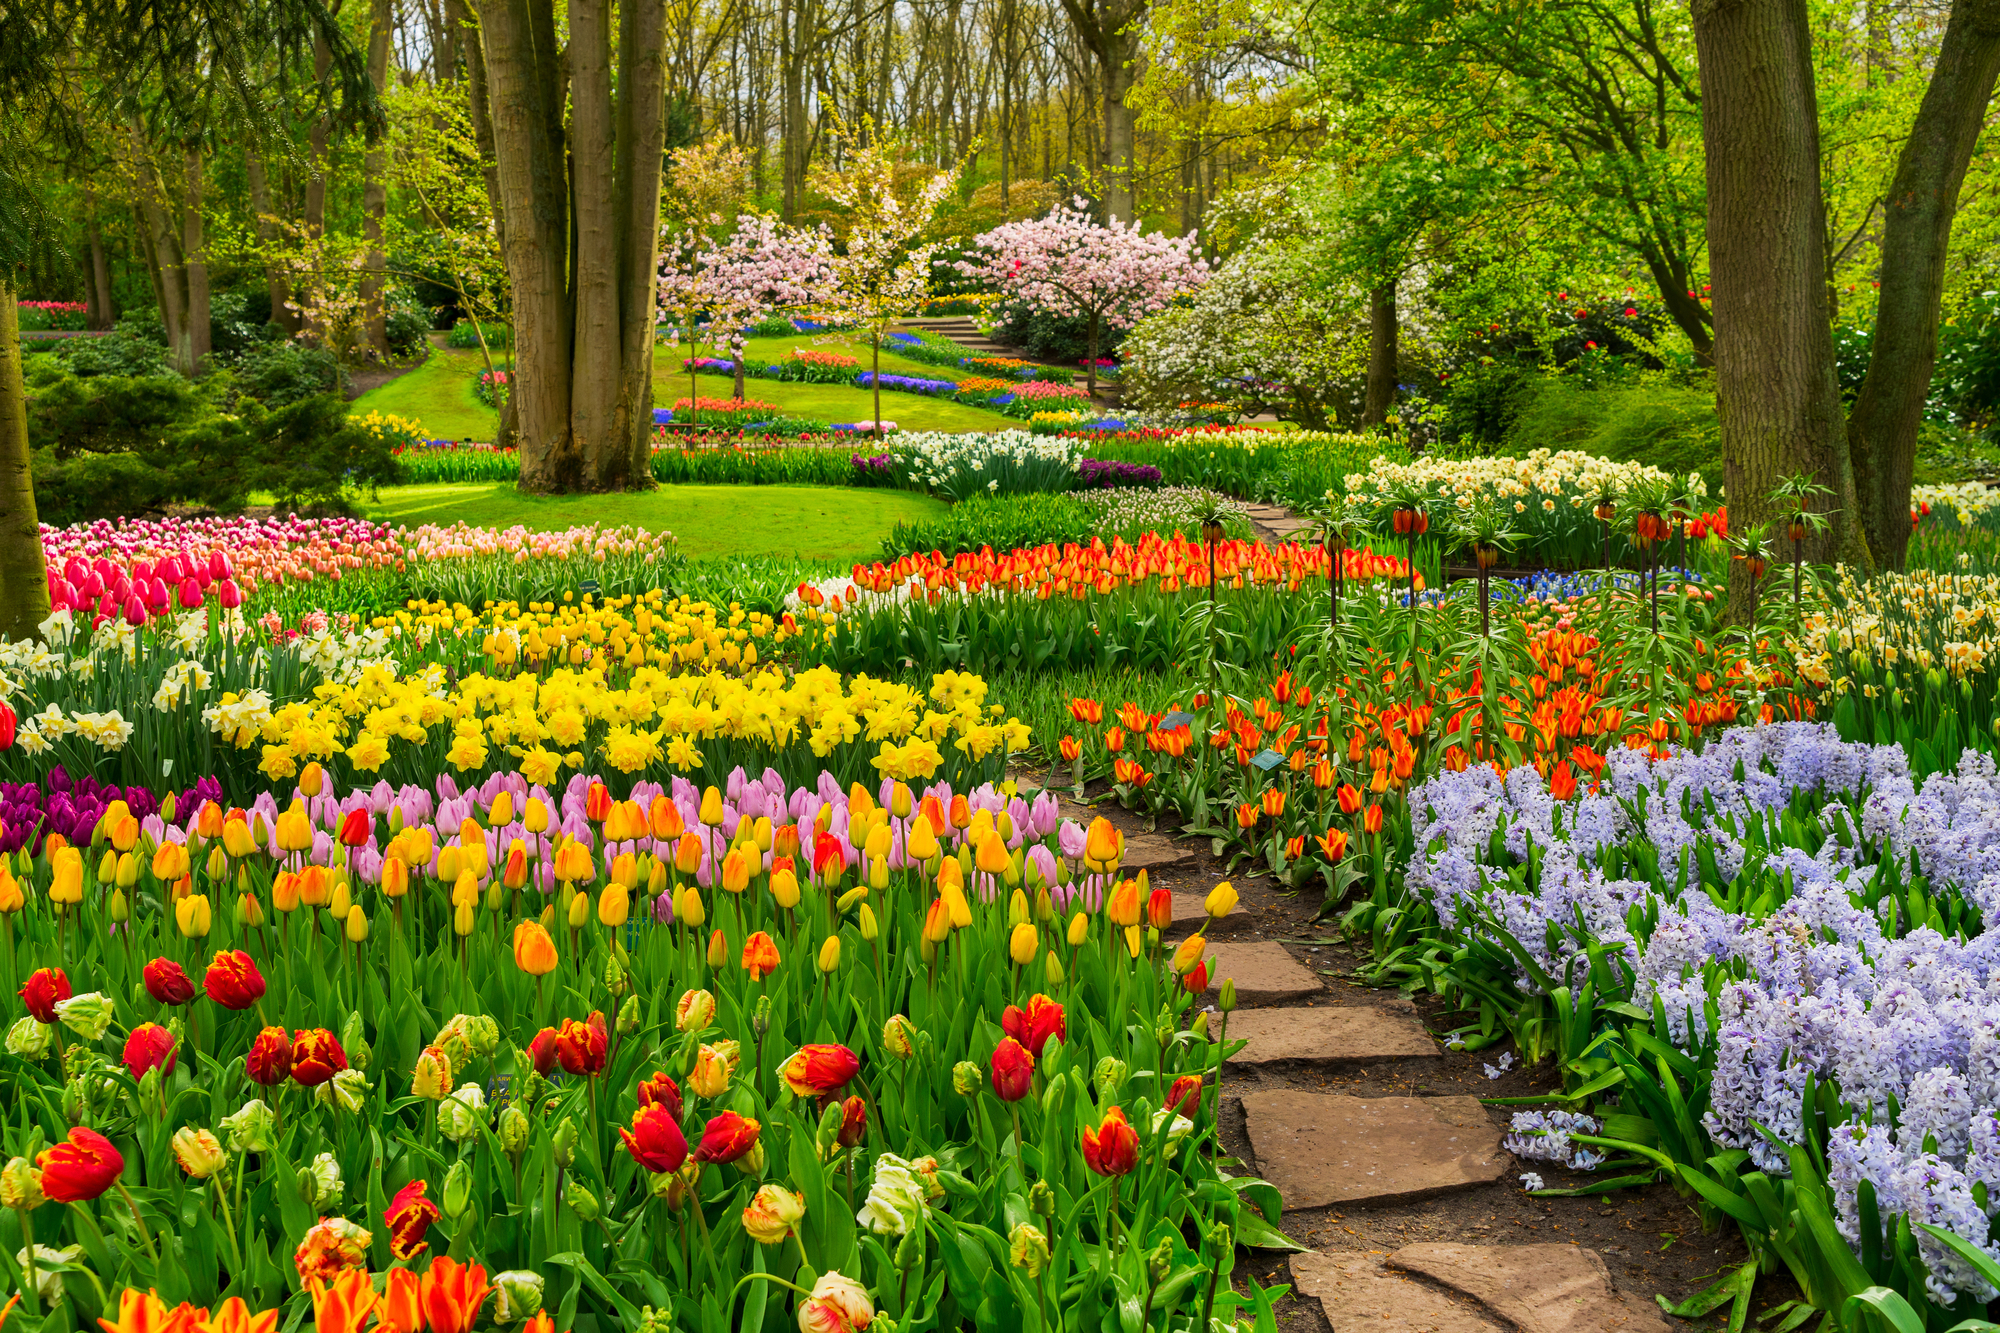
1240 1091 1510 1210
1291 1245 1671 1333
1165 890 1246 936
1222 1003 1439 1067
1203 941 1323 1005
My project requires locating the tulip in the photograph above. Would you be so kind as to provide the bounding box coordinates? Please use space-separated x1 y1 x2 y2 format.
512 922 559 976
906 813 939 863
176 893 213 937
619 1103 689 1174
1009 922 1038 965
780 1043 860 1099
554 1012 608 1076
526 1028 559 1076
20 967 70 1023
419 1255 493 1333
883 1014 916 1059
990 1036 1034 1101
706 929 727 968
1172 933 1208 976
170 1126 226 1178
203 949 266 1009
1205 881 1238 919
246 1026 293 1084
693 1111 761 1164
337 808 372 847
382 1268 424 1333
1166 1074 1202 1119
635 1070 684 1119
49 847 82 904
1000 994 1066 1058
689 1043 733 1098
387 1179 443 1259
742 1184 805 1244
1067 912 1089 946
122 1022 178 1080
412 1045 453 1099
290 1028 349 1086
676 989 716 1031
37 1126 124 1202
1081 1105 1140 1176
798 1272 874 1333
598 884 630 928
742 931 781 982
1106 878 1141 927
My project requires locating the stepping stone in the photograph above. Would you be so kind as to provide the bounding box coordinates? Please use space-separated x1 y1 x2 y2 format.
1164 890 1246 937
1388 1244 1674 1333
1290 1252 1503 1331
1203 942 1322 1005
1223 1004 1438 1066
1120 830 1195 875
1240 1092 1509 1210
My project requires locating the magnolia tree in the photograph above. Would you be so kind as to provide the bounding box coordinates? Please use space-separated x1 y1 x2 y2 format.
958 199 1212 397
814 143 961 432
657 213 836 405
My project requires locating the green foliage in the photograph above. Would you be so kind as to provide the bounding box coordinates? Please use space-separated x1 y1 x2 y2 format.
47 331 170 377
1497 376 1722 493
445 319 510 348
385 292 433 358
880 492 1097 559
991 302 1120 364
232 340 349 405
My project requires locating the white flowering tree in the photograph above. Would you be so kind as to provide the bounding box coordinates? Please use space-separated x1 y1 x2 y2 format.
957 198 1212 398
813 142 962 431
658 212 837 407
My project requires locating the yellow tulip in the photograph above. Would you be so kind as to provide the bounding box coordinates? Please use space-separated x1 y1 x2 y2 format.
488 791 516 827
906 813 940 863
1067 912 1089 946
869 855 889 891
1106 878 1141 928
346 904 369 943
1123 925 1143 959
817 935 841 974
706 929 727 968
599 884 630 928
1009 922 1037 966
454 902 475 936
273 870 301 913
329 880 352 919
50 847 82 905
437 846 462 884
941 878 972 929
381 857 410 898
176 893 212 938
1205 880 1239 920
721 848 751 895
96 849 117 885
566 889 591 928
859 903 879 942
769 868 800 910
0 869 22 913
611 852 638 890
238 892 264 928
513 921 559 976
677 886 707 928
524 797 550 833
699 787 725 827
299 761 324 796
864 822 892 860
1172 933 1208 975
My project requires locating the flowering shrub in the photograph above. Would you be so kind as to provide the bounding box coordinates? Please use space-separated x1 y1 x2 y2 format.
0 761 1282 1331
1076 458 1162 489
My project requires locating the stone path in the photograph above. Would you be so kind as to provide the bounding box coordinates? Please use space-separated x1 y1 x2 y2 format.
1291 1245 1675 1332
1243 501 1313 547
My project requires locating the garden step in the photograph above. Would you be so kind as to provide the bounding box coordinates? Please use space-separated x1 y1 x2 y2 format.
1120 829 1198 876
1165 890 1247 936
1203 941 1323 1005
1289 1250 1505 1330
1240 1091 1510 1210
1387 1244 1674 1333
1221 1002 1440 1067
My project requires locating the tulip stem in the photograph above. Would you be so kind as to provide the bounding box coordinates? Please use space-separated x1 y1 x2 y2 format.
112 1185 159 1264
17 1204 39 1316
211 1175 247 1279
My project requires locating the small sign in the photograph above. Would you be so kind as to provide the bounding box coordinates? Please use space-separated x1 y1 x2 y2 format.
1158 710 1196 731
579 579 601 595
1250 748 1285 772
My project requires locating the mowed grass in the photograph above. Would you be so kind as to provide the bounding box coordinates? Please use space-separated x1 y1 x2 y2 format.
351 347 499 442
359 483 948 562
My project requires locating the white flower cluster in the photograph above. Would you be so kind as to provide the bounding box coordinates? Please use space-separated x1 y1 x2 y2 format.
1912 481 2000 525
886 431 1090 501
1344 448 1699 515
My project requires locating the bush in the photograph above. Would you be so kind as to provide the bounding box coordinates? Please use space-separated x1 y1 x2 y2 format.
48 333 169 378
745 313 798 338
386 294 432 358
1496 375 1722 493
990 303 1123 366
234 341 348 406
446 320 511 349
880 493 1096 560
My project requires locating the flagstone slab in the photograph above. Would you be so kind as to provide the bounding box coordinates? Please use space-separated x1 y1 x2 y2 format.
1164 890 1246 936
1388 1244 1674 1333
1120 830 1196 874
1223 1004 1439 1067
1290 1251 1504 1331
1241 1092 1509 1210
1202 942 1323 1005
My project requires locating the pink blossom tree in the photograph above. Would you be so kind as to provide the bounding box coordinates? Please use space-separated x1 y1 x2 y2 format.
657 212 836 406
958 199 1212 398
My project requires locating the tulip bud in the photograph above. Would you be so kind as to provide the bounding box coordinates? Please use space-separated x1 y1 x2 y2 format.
1067 912 1089 946
1094 1056 1126 1101
859 904 879 942
883 1015 915 1059
221 1099 276 1153
302 1152 343 1209
1 1158 44 1209
1009 1222 1051 1278
1044 950 1065 986
706 930 726 968
566 1179 600 1221
107 889 129 923
443 1160 474 1219
817 935 841 973
499 1105 531 1159
491 1271 545 1325
1192 1011 1211 1039
815 1100 845 1153
1219 979 1237 1013
4 1017 49 1059
552 1117 579 1168
951 1061 981 1097
340 1012 370 1071
617 995 640 1036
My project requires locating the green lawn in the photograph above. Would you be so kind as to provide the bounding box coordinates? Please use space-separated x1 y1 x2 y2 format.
359 483 948 561
353 332 1015 442
351 347 498 442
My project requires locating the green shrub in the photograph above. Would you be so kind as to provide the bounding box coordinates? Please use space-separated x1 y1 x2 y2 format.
990 303 1121 365
447 320 511 349
234 341 348 406
880 493 1095 559
1497 376 1722 492
49 333 170 378
386 294 432 358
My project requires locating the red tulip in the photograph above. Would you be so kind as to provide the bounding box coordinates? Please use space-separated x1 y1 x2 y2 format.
837 1095 867 1147
385 1179 443 1259
143 958 196 1006
634 1070 683 1120
122 1023 178 1080
203 950 266 1010
1165 1073 1202 1120
290 1028 349 1086
618 1103 689 1174
20 966 70 1023
0 700 14 751
527 1028 559 1076
216 579 243 609
1081 1106 1139 1176
246 1025 293 1084
779 1044 860 1099
38 1126 125 1201
693 1111 761 1163
1000 994 1066 1058
1145 887 1173 930
989 1036 1034 1102
338 809 372 847
554 1012 607 1076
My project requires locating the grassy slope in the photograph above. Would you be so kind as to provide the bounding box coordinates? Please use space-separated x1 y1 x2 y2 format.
354 330 1013 442
359 483 947 561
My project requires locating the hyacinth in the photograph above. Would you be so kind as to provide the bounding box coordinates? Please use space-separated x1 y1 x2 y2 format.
1405 721 2000 1298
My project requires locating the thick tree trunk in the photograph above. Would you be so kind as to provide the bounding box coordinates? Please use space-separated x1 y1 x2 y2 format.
360 0 395 359
1693 0 1861 625
84 200 115 331
132 130 194 375
1099 29 1139 222
611 0 666 487
1846 0 2000 570
569 0 623 480
1361 280 1398 429
181 146 212 374
0 286 49 641
245 153 301 335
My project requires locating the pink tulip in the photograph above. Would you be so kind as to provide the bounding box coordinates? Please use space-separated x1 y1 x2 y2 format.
216 579 242 609
122 593 147 627
176 577 202 609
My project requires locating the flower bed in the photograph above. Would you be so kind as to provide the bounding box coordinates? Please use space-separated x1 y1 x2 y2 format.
0 761 1281 1332
475 369 510 409
1077 459 1163 489
881 431 1089 501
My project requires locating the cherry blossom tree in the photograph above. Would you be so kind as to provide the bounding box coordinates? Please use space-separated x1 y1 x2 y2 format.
814 140 962 432
959 198 1212 397
657 212 836 406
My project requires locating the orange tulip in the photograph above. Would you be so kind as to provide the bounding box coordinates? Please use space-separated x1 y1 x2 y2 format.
379 1269 423 1333
741 931 781 982
309 1270 377 1333
418 1257 492 1333
1362 805 1383 835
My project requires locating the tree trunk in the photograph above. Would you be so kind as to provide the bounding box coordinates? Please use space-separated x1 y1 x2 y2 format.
1086 311 1099 399
1846 0 2000 570
245 153 301 335
84 200 115 331
181 145 212 374
569 0 622 479
1361 280 1398 429
0 285 49 641
1693 0 1861 621
132 129 194 375
1099 27 1139 222
360 0 395 360
611 0 667 487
